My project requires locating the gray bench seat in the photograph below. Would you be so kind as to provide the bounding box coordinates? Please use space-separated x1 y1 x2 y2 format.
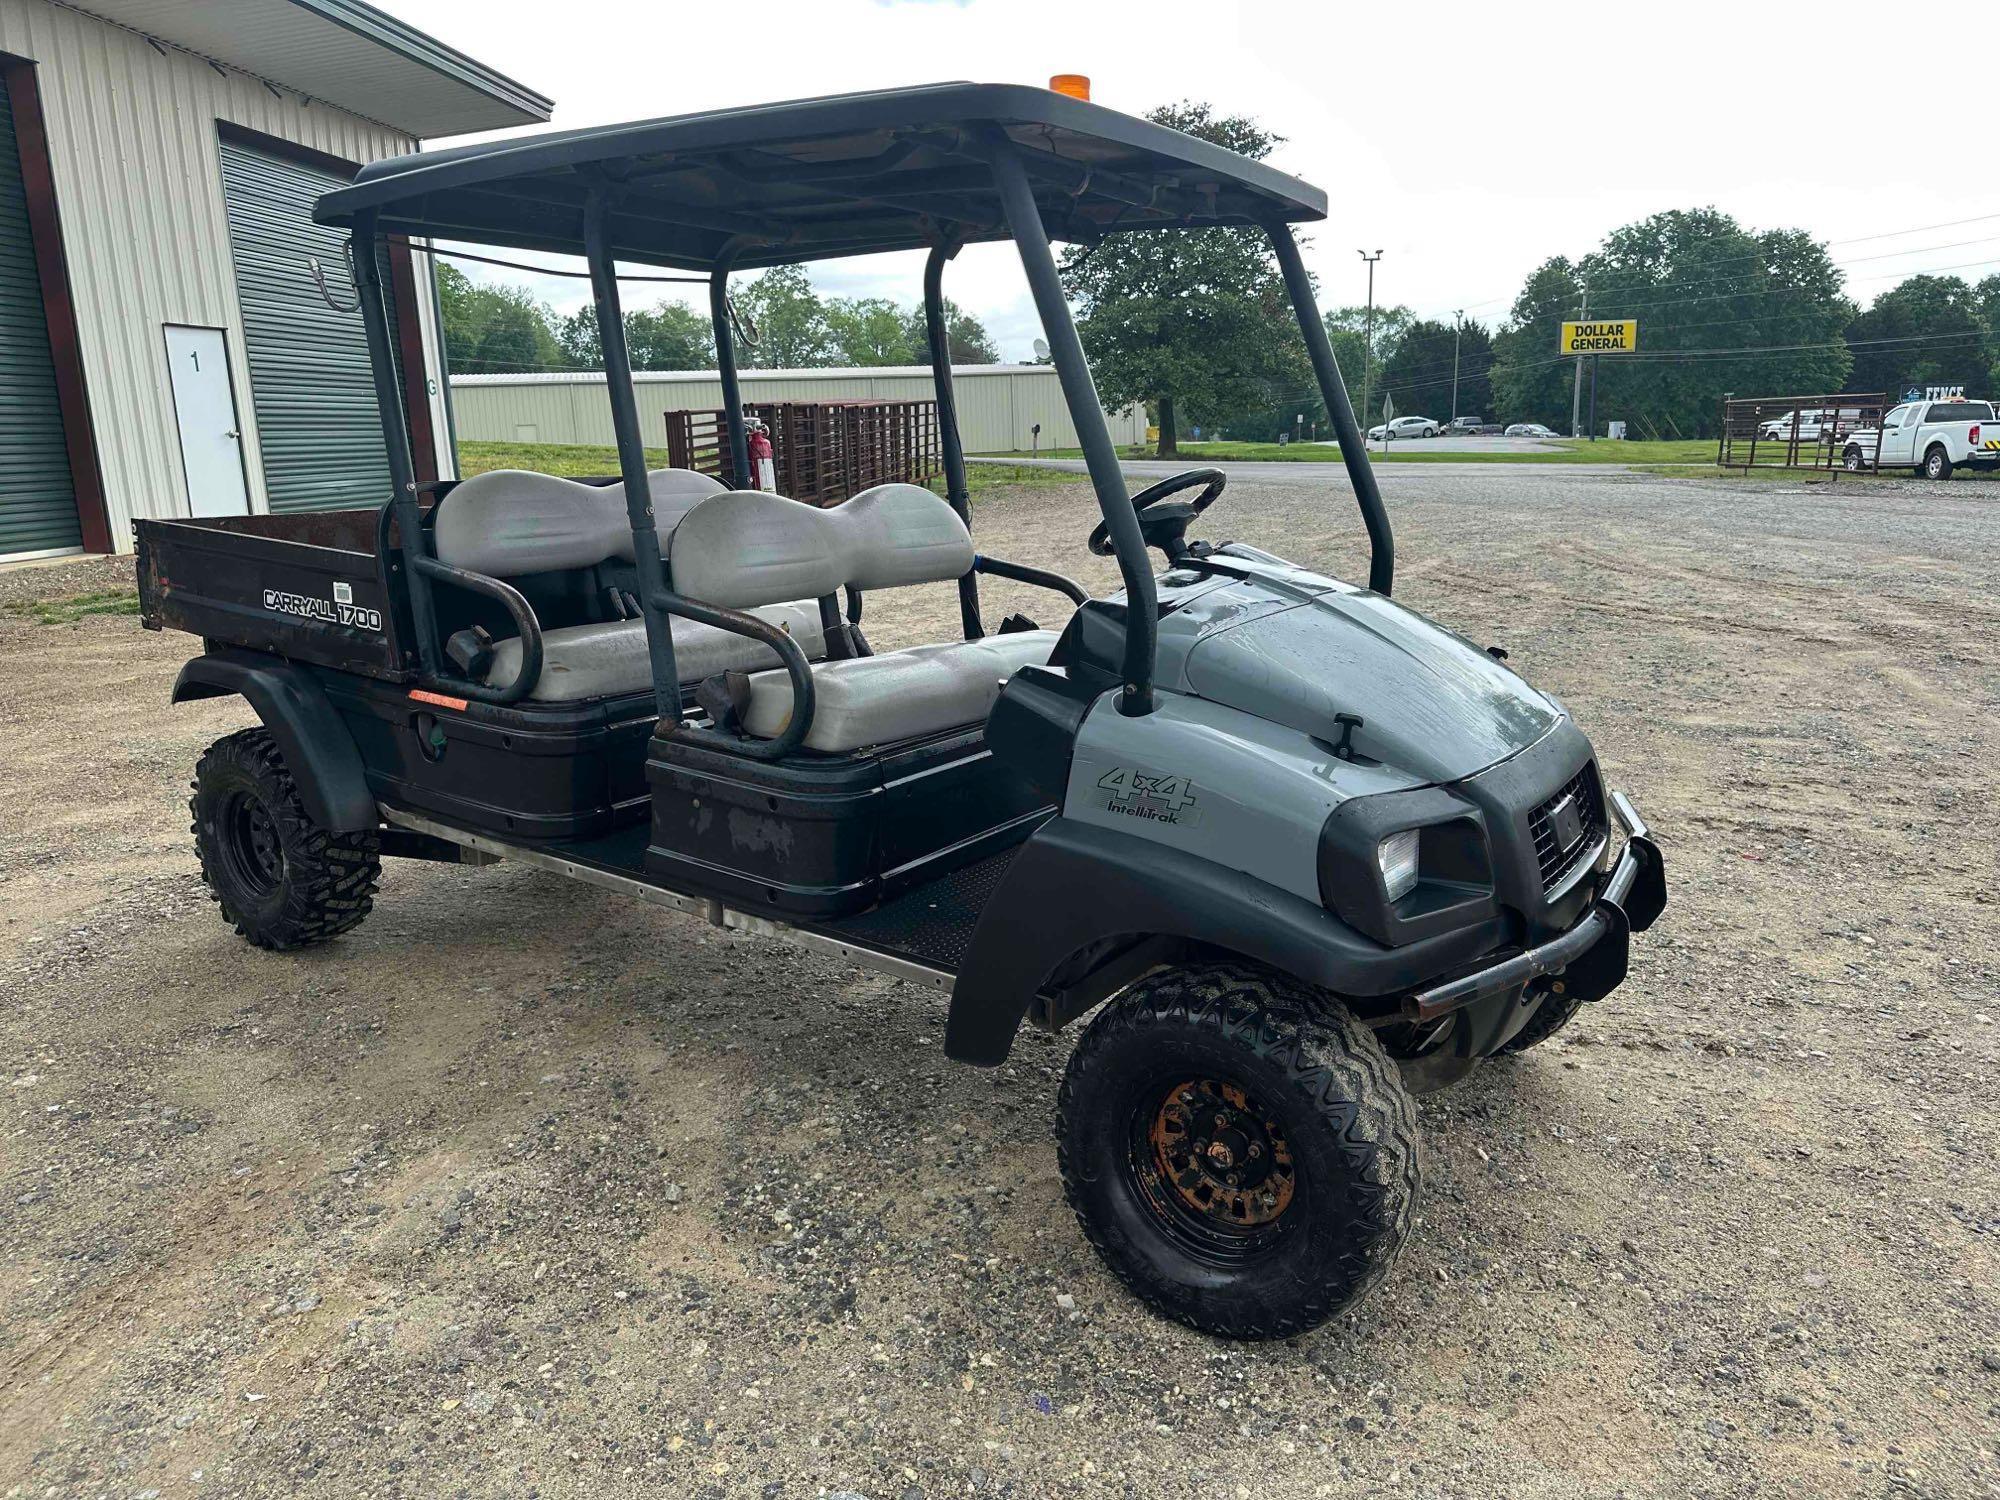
738 629 1060 752
484 602 826 703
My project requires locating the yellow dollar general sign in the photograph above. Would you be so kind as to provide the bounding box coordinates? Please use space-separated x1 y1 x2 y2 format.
1561 320 1638 353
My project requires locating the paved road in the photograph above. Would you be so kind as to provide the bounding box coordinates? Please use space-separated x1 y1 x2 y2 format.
974 454 1642 486
1324 434 1567 455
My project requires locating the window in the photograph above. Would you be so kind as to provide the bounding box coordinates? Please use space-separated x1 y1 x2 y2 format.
1923 401 1991 423
1883 405 1908 428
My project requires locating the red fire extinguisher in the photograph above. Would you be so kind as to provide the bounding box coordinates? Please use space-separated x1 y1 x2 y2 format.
746 418 776 492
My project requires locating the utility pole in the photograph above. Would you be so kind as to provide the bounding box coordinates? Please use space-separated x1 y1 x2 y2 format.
1569 280 1589 438
1358 249 1383 441
1450 308 1464 423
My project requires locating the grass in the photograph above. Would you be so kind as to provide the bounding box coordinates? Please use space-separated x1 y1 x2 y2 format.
455 440 1087 502
2 589 141 625
987 438 1724 466
458 440 664 479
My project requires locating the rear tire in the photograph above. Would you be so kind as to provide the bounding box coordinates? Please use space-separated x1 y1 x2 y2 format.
1056 962 1420 1340
190 728 380 950
1922 445 1952 481
1843 446 1865 472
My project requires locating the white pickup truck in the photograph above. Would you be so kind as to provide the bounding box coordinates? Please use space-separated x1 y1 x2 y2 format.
1841 398 2000 479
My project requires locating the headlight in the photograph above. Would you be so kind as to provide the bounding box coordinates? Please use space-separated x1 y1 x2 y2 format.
1320 794 1494 947
1377 830 1420 903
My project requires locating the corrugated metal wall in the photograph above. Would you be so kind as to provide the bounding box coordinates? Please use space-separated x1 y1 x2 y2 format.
217 138 407 512
449 368 1150 453
0 0 452 552
0 67 79 556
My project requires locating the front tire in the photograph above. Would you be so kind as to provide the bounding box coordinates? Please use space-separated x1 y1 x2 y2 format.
190 728 380 950
1922 445 1952 481
1056 963 1420 1340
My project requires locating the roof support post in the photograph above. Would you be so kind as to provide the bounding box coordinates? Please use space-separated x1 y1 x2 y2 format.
923 240 983 641
1265 223 1395 596
710 259 751 487
988 140 1155 716
584 190 681 721
353 210 439 675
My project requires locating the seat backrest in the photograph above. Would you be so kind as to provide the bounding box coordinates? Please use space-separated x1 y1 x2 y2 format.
432 467 727 577
668 483 973 609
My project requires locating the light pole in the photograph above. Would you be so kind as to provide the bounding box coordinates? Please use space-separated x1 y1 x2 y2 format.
1570 280 1589 438
1357 249 1383 439
1450 308 1464 424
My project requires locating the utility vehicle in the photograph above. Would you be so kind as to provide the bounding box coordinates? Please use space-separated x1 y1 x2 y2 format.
137 82 1665 1339
1841 397 1998 477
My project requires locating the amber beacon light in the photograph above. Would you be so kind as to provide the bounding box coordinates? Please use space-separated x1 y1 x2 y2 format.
1049 74 1090 101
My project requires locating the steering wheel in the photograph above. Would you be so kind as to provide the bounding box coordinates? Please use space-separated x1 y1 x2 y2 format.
1087 468 1228 558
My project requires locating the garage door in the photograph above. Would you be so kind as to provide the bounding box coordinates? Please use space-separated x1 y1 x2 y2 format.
0 72 81 557
218 137 407 513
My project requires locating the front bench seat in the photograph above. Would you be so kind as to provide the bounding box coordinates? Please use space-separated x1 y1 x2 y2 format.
670 483 1066 752
737 629 1059 751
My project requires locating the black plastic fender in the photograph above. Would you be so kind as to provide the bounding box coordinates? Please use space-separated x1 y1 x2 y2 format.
172 648 377 833
944 817 1509 1066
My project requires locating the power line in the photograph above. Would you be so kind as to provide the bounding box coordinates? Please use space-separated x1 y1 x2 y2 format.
421 241 707 285
1448 209 2000 313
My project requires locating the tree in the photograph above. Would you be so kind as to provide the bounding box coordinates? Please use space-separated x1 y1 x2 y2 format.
823 296 918 365
1378 317 1492 421
555 300 715 371
1488 211 1851 438
1322 303 1412 426
1487 258 1583 429
904 297 1000 365
1845 275 1989 399
1059 102 1308 456
435 263 566 374
1980 275 2000 394
731 264 829 367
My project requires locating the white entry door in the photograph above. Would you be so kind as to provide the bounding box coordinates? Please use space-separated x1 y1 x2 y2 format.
164 325 250 517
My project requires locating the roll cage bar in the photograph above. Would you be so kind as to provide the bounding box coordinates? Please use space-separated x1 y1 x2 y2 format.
331 84 1393 731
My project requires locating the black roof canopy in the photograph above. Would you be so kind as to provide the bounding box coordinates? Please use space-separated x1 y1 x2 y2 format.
314 82 1327 271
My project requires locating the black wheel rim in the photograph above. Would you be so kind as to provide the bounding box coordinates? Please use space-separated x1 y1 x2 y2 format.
217 789 285 898
1124 1076 1299 1266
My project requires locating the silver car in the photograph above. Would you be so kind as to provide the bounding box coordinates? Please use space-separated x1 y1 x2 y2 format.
1367 416 1439 440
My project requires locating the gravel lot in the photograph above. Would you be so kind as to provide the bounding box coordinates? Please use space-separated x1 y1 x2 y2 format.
2 467 1996 1500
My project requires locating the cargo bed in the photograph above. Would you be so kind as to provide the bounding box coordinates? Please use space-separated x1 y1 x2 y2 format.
137 509 410 680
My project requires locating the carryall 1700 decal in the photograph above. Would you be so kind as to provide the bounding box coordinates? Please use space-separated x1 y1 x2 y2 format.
263 579 382 632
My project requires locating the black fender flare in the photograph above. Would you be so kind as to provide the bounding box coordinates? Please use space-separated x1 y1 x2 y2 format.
172 649 377 833
943 818 1508 1066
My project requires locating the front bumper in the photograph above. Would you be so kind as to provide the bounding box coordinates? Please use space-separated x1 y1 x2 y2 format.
1404 790 1665 1023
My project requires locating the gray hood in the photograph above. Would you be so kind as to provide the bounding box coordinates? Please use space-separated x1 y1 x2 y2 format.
1180 587 1561 784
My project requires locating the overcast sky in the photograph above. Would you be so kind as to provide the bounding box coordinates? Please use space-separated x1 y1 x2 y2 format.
392 0 2000 362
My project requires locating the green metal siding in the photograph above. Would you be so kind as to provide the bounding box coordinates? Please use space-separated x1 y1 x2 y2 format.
218 138 404 513
0 74 82 556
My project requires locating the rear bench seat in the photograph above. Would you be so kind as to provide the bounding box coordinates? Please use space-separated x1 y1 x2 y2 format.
485 604 825 703
430 467 826 702
669 484 1062 753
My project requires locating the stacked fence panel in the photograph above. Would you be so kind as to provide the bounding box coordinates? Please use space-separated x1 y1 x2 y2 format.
663 399 942 505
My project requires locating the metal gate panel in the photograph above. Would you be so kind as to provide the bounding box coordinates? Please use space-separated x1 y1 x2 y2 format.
0 73 82 557
218 138 404 513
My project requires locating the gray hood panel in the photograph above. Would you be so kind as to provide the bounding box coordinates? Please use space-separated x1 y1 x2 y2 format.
1181 589 1561 783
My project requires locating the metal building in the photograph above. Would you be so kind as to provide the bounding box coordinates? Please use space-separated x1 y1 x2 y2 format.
0 0 550 562
450 366 1150 454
